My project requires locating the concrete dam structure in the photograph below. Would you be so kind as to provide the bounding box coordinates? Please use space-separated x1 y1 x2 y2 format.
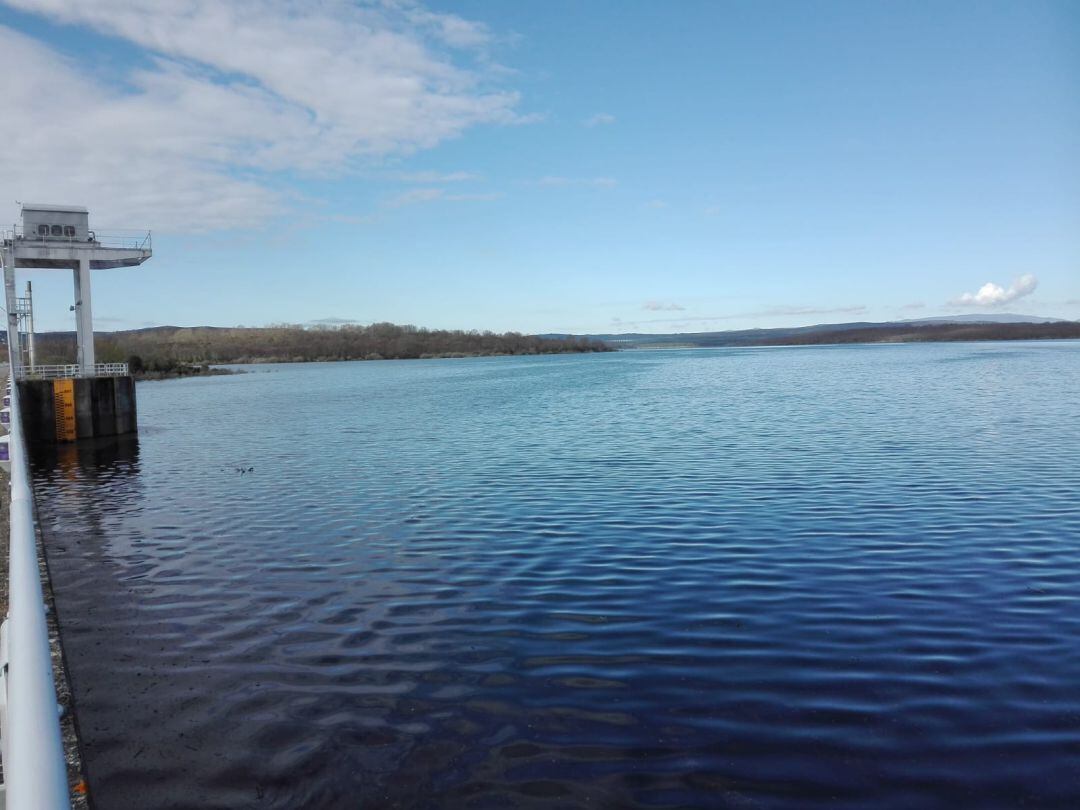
17 376 137 443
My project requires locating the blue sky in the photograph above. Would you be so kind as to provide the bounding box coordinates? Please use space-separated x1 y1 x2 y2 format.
1 0 1077 333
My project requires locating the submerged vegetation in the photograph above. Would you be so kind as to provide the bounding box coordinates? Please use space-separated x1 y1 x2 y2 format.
124 356 238 381
30 322 613 371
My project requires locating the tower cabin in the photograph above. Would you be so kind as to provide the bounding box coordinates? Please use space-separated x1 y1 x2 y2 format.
13 204 150 269
21 204 91 244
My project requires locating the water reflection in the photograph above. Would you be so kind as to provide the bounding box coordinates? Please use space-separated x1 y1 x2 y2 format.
33 433 142 479
32 435 142 561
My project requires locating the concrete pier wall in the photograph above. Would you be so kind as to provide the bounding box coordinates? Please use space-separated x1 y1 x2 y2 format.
17 376 137 444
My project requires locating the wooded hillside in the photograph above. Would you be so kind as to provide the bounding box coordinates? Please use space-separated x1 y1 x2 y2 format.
29 323 613 368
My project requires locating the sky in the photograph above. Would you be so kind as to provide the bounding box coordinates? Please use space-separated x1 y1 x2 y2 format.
0 0 1077 334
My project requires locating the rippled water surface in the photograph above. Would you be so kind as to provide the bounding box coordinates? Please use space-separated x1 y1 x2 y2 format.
32 343 1080 808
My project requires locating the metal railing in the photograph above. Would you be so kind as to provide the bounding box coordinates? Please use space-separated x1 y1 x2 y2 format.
2 226 151 252
0 372 72 808
19 363 129 381
0 259 72 807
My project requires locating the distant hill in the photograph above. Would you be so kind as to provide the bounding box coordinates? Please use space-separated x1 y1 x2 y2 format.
11 316 1078 360
543 315 1080 349
905 313 1065 325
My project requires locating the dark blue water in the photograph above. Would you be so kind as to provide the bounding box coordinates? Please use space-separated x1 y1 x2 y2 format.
32 342 1080 809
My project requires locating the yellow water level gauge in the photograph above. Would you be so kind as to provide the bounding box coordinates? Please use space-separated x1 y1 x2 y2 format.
53 379 77 442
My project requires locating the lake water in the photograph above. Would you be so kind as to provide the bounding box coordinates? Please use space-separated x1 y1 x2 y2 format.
32 342 1080 809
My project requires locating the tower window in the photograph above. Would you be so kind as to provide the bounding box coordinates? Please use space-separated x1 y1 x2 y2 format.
37 224 48 236
64 225 76 237
50 224 63 236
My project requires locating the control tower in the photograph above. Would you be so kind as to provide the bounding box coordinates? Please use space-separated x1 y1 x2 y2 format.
1 204 151 443
2 204 151 377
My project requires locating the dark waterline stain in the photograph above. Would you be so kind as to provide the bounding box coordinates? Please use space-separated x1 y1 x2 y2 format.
32 343 1080 809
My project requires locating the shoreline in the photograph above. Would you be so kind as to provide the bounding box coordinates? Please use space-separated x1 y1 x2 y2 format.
140 335 1080 371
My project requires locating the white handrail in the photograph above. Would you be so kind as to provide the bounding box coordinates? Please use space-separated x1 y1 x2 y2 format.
0 255 72 807
19 362 129 381
1 227 152 252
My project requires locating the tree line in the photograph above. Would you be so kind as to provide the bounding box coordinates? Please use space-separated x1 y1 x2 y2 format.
28 322 613 368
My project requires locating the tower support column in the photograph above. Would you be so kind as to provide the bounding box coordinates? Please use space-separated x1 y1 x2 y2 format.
3 249 22 376
73 257 95 375
25 282 36 368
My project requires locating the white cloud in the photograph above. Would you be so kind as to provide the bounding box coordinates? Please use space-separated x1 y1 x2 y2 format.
444 192 503 202
325 213 377 225
583 112 616 127
643 301 685 312
613 305 867 329
537 176 617 188
0 1 527 231
308 317 360 326
400 4 494 49
383 188 501 207
383 188 447 207
643 199 669 210
396 171 479 183
760 306 867 318
953 274 1038 307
